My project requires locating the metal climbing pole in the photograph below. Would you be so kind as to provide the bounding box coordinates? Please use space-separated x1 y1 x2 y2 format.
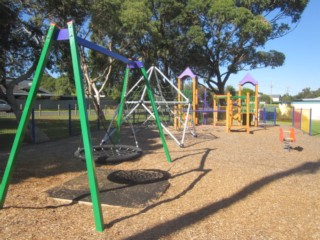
140 67 172 163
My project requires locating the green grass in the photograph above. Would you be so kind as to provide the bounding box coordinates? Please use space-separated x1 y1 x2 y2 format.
0 115 103 151
311 120 320 136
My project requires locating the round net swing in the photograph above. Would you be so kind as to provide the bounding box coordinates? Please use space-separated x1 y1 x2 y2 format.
74 102 143 165
74 144 142 165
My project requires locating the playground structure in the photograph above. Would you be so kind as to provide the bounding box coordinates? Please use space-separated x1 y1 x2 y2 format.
176 70 259 132
279 127 296 151
103 65 197 147
238 73 259 128
177 67 199 126
226 92 252 133
0 22 173 232
213 73 259 133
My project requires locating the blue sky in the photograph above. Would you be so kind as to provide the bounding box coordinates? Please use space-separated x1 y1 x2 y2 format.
227 0 320 96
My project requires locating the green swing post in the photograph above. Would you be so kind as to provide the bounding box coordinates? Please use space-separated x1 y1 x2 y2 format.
115 67 130 143
0 24 58 207
67 21 104 232
140 67 172 163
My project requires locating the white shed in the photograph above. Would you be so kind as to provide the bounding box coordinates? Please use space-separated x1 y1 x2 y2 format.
291 97 320 120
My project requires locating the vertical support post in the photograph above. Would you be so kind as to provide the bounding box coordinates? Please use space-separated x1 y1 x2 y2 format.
309 108 312 136
68 104 72 136
67 21 104 232
254 84 259 127
273 107 277 126
31 108 36 143
226 92 230 133
176 78 181 130
0 23 58 208
192 77 198 125
292 107 295 127
140 67 172 163
116 68 130 143
246 92 250 133
213 95 217 126
300 108 302 130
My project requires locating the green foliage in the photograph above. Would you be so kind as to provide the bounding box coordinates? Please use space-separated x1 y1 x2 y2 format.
280 93 293 103
104 86 122 101
259 94 272 104
241 87 255 96
225 85 236 95
1 0 309 109
294 87 320 100
40 74 75 96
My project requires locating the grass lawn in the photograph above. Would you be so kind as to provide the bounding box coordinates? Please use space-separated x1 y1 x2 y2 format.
0 114 104 151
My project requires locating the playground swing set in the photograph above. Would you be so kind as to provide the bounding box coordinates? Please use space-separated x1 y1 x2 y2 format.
0 21 175 232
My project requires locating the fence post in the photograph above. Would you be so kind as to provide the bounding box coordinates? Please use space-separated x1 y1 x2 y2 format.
68 104 72 136
31 108 35 144
273 107 276 126
309 108 312 136
38 104 41 117
58 104 60 116
292 107 295 127
300 108 302 130
263 107 266 124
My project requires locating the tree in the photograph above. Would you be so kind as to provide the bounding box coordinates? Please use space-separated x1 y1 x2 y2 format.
280 93 293 103
89 0 308 96
185 0 308 94
241 87 255 96
225 85 236 95
294 87 319 100
0 0 89 142
259 93 272 104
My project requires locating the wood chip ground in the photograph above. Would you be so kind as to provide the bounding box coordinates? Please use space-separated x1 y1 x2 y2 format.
0 125 319 239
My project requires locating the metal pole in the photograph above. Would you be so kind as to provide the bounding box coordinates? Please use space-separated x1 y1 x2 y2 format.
116 68 130 143
140 67 172 162
68 21 104 232
31 108 35 144
68 104 72 136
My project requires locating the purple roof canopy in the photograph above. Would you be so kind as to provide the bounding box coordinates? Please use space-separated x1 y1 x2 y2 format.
239 73 258 86
178 67 197 79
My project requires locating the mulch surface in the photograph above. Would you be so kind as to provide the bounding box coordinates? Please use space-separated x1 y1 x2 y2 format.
0 125 319 239
46 168 170 208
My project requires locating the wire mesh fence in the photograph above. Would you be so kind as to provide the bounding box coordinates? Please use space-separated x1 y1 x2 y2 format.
0 104 117 151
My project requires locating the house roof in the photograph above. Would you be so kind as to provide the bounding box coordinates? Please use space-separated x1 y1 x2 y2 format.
1 80 54 97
